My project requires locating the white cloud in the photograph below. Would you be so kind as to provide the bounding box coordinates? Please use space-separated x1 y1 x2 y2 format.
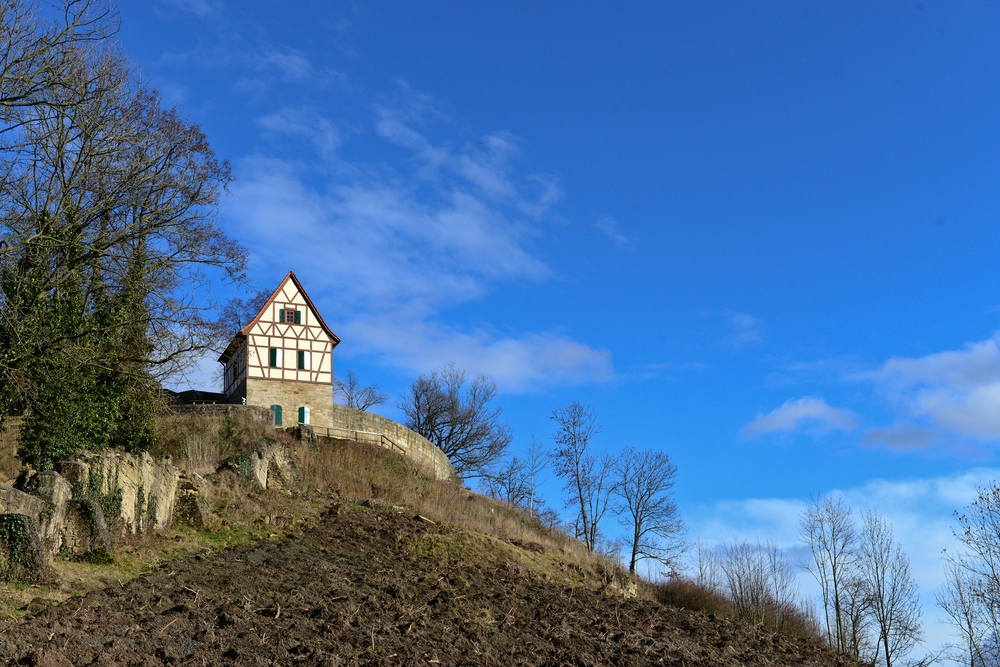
345 317 613 393
687 468 1000 662
873 334 1000 443
741 396 858 439
162 0 222 18
257 108 340 159
720 310 763 350
593 216 635 249
221 93 609 392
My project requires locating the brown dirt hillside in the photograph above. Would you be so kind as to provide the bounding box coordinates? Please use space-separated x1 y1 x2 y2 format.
0 429 861 667
0 500 858 667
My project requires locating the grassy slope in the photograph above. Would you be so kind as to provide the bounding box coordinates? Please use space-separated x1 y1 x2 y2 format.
0 414 852 666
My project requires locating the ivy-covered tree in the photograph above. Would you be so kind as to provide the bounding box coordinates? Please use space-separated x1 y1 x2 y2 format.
0 1 246 467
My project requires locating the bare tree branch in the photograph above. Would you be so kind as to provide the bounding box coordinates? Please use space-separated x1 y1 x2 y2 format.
399 363 512 479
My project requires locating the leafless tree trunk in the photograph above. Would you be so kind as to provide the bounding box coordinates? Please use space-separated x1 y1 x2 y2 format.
937 561 989 667
613 447 685 574
942 482 1000 667
399 363 512 479
696 540 724 593
549 401 615 552
0 5 245 425
335 370 388 411
800 495 860 654
858 509 922 667
719 538 799 628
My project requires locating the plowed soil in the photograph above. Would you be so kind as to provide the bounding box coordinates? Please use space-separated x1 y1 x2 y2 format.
0 503 857 666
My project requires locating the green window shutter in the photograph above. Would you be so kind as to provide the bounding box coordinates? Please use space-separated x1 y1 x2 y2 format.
269 348 277 367
295 310 302 324
278 308 285 323
298 406 305 423
297 350 305 369
271 405 282 426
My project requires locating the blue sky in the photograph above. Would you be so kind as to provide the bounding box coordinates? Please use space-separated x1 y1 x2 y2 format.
118 1 1000 658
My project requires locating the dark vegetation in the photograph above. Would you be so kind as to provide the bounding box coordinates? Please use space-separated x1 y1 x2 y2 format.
0 0 245 470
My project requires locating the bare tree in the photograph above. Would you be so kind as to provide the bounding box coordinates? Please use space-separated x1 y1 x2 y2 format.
696 540 725 593
335 370 388 411
549 401 616 552
942 482 1000 667
719 538 799 629
613 447 685 573
216 287 272 342
937 561 990 667
800 495 861 655
0 5 245 465
399 363 512 479
481 435 548 518
858 509 922 667
0 37 244 386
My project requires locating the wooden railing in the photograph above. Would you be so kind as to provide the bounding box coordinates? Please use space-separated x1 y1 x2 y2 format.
303 425 405 455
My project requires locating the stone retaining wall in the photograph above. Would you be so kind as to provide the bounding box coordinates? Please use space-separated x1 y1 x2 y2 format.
305 405 455 482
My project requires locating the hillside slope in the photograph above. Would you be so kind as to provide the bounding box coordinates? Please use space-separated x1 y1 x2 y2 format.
1 502 857 666
0 431 861 666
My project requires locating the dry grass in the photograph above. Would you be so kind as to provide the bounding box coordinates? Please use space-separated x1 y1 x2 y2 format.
651 577 823 642
296 436 627 588
151 411 273 474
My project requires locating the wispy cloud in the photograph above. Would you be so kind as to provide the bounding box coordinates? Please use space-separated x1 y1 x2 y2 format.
741 396 858 439
161 0 222 19
256 107 341 159
870 334 1000 443
722 310 763 350
220 89 609 392
593 216 635 249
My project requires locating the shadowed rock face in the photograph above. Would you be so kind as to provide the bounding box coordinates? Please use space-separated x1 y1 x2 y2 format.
0 513 48 584
1 473 113 578
61 500 112 560
58 451 180 535
225 438 300 491
17 471 72 552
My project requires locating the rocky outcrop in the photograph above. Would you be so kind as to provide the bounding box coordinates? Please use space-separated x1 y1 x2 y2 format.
226 438 300 491
59 451 180 535
0 513 49 583
1 474 113 571
173 473 210 529
16 471 72 552
61 500 112 561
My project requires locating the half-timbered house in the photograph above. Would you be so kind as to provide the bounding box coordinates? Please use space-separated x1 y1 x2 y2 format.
218 272 340 427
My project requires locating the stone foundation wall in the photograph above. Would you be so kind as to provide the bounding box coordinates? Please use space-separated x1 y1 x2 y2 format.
246 379 334 428
167 404 274 426
306 405 455 482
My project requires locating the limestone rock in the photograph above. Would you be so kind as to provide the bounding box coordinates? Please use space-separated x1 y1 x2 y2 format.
0 483 47 521
61 500 112 561
173 474 210 529
19 471 72 553
226 438 300 491
0 513 49 583
59 452 179 535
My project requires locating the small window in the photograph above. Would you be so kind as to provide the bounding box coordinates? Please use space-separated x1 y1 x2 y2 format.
286 309 297 324
298 406 310 424
297 350 310 370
